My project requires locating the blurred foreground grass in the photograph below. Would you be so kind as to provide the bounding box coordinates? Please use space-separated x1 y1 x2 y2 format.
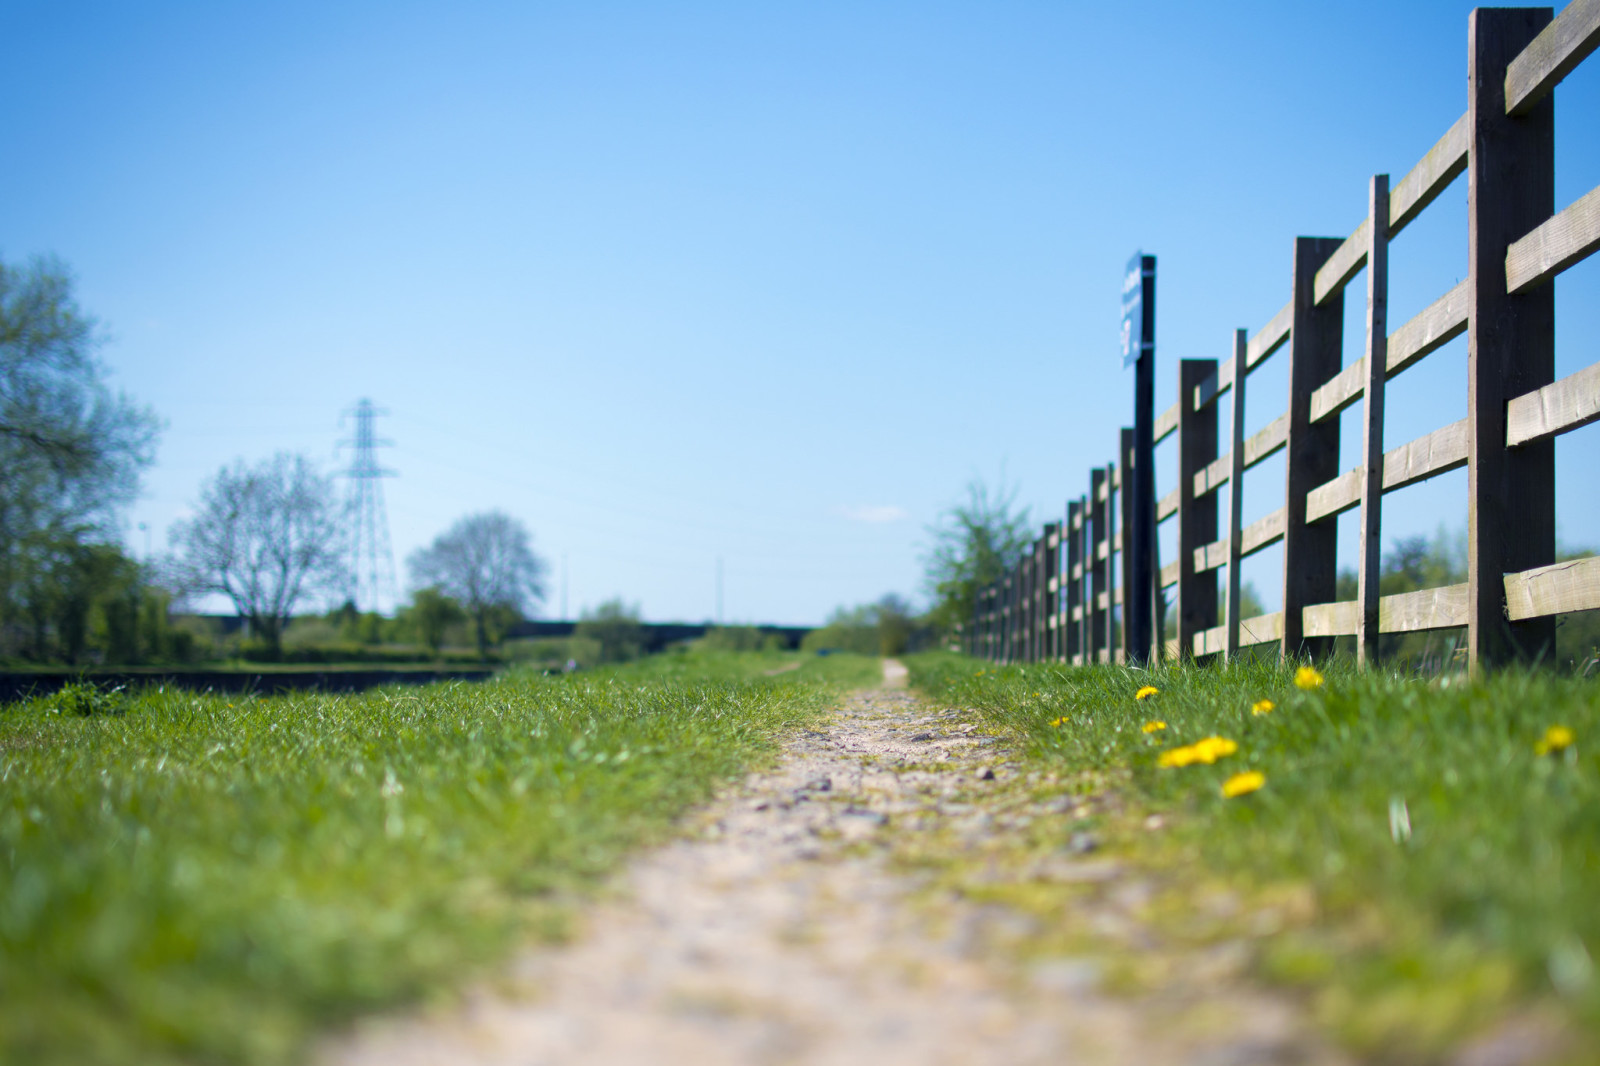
0 649 877 1066
908 651 1600 1056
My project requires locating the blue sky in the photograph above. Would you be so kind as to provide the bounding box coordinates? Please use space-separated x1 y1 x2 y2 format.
3 0 1596 625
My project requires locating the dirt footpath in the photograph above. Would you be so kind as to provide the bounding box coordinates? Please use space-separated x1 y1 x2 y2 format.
320 662 1344 1066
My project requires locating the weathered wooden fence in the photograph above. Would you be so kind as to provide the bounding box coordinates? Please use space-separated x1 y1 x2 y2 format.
970 3 1600 673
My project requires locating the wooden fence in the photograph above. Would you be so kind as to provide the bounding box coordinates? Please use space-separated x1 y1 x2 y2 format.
970 3 1600 673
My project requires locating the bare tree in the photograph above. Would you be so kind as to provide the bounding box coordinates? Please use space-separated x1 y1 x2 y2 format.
408 511 546 658
169 453 348 656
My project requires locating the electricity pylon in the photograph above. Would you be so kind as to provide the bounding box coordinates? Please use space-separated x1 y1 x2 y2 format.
337 398 398 613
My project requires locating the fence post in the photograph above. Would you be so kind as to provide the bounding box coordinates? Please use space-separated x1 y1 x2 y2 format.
1009 560 1022 663
1119 428 1137 664
976 584 988 660
1018 544 1029 663
1066 501 1084 664
1016 546 1030 664
1467 7 1556 671
1002 566 1015 663
1027 536 1040 663
1357 174 1391 667
1175 360 1219 658
1225 329 1248 659
1107 462 1122 661
1089 469 1109 663
985 573 998 656
1077 494 1092 663
984 580 993 661
1044 521 1061 661
1026 540 1038 663
1043 527 1055 661
1280 236 1345 660
986 582 997 661
1037 524 1051 661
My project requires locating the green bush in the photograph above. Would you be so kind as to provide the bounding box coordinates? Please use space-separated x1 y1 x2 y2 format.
575 599 644 663
46 681 127 718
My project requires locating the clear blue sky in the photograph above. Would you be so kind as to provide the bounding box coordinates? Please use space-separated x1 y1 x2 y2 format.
3 0 1596 625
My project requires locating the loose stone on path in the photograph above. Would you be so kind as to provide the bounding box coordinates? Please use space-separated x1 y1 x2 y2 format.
319 662 1346 1066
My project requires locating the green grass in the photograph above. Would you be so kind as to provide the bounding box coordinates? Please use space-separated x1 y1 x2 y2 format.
0 649 878 1066
908 651 1600 1057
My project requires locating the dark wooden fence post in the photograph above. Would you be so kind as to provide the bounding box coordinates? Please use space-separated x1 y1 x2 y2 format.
997 568 1008 663
1119 428 1137 664
985 573 998 656
1467 7 1557 671
1016 544 1031 663
1066 501 1084 664
1175 360 1219 658
1026 546 1035 663
1088 469 1109 663
1024 534 1036 659
987 582 998 661
1280 236 1345 660
972 582 985 656
1356 174 1391 666
1224 329 1248 659
1032 533 1046 662
1044 521 1061 661
1009 560 1022 663
1111 462 1124 660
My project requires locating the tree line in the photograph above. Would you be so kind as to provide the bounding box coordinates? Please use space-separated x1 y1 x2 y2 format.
0 255 550 666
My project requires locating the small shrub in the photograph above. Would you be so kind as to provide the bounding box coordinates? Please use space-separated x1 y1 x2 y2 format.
48 681 126 717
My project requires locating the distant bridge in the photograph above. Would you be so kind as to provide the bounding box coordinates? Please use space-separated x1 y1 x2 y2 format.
508 621 812 653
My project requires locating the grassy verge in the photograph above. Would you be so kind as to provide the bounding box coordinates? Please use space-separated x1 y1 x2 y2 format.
908 651 1599 1059
0 650 878 1066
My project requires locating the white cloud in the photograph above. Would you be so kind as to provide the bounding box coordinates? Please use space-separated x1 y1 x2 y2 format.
837 504 910 524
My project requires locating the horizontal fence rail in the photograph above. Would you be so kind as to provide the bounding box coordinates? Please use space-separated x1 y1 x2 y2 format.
967 3 1600 673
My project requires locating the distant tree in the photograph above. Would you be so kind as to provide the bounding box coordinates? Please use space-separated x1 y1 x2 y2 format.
0 255 160 656
875 593 914 656
1217 581 1267 626
169 453 348 657
400 586 465 656
801 603 880 656
576 598 644 663
407 511 547 658
922 477 1032 637
801 595 923 656
1332 527 1470 665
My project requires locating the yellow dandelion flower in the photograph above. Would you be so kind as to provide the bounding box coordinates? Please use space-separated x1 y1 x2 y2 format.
1251 699 1275 715
1294 666 1324 690
1222 770 1266 798
1050 717 1069 727
1158 745 1198 768
1534 725 1575 756
1190 736 1239 764
1135 685 1159 700
1142 720 1167 733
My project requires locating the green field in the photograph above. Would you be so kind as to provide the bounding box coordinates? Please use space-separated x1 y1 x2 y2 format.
0 649 878 1066
908 652 1600 1057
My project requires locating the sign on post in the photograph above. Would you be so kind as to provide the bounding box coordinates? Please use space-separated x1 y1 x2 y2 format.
1121 252 1156 662
1121 252 1153 369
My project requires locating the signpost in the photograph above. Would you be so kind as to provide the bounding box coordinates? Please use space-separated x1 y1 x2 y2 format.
1122 253 1156 663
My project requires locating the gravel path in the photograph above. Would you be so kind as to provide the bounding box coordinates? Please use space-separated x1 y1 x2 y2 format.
319 662 1346 1066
